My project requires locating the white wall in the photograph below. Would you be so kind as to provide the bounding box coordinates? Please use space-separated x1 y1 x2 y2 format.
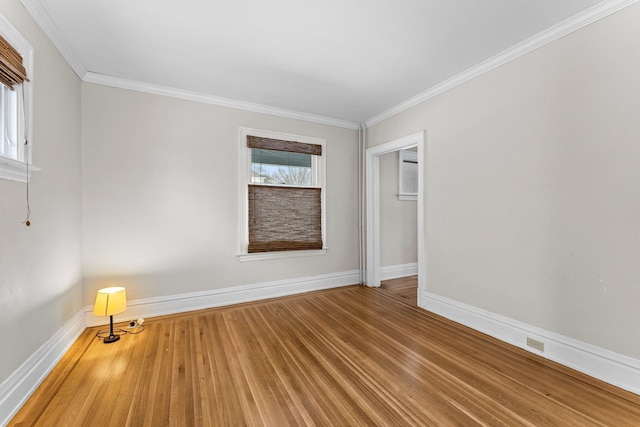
0 1 82 384
379 151 417 268
367 3 640 360
81 83 360 305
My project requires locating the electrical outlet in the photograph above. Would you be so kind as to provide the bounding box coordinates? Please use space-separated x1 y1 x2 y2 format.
127 318 145 329
527 337 545 352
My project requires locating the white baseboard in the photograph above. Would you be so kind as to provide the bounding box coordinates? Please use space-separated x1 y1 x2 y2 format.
423 292 640 396
380 263 418 281
0 270 360 424
0 308 86 426
86 270 361 327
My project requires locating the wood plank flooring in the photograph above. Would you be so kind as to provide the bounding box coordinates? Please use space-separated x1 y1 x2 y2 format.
380 275 418 306
10 285 640 426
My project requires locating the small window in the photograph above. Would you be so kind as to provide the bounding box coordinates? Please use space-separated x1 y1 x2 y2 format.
251 149 313 186
239 128 326 259
0 14 34 182
398 149 418 201
0 84 20 161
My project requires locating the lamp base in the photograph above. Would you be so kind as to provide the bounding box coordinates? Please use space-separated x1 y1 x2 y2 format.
103 334 120 344
101 314 121 344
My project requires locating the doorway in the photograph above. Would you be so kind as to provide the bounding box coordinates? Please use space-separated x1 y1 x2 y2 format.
365 131 425 308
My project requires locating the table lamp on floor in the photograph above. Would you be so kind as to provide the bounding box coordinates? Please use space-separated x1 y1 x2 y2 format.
93 287 127 344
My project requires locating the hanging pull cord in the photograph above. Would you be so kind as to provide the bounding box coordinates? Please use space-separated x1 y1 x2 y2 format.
20 84 30 227
22 139 30 226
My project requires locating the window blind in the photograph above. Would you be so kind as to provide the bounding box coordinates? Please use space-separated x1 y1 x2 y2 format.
248 185 323 253
247 135 322 156
247 135 323 253
0 35 29 89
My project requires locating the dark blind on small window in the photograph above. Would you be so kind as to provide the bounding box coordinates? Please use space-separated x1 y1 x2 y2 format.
248 185 322 253
247 135 322 156
0 36 29 89
247 135 323 253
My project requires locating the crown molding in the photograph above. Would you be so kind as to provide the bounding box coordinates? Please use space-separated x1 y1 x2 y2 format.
21 0 638 131
83 73 360 130
365 0 640 128
19 0 87 78
17 0 356 129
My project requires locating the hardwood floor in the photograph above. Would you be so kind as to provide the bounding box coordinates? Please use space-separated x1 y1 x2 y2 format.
380 275 418 306
10 285 640 426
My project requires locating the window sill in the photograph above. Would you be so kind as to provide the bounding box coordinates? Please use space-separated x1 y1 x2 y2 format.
0 156 41 182
398 193 417 201
238 248 327 262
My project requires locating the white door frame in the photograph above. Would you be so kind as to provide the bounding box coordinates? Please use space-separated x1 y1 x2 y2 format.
365 131 425 308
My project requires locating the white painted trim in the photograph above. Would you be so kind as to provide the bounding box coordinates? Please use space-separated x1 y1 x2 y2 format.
238 249 327 262
0 156 41 183
365 0 640 127
17 1 359 129
85 270 360 327
83 73 359 130
6 8 356 132
424 292 640 396
20 0 639 130
380 263 418 281
19 0 87 79
366 132 425 307
397 194 417 201
0 308 86 426
0 270 357 423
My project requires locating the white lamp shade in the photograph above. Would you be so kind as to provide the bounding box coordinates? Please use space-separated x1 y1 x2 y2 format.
93 287 127 316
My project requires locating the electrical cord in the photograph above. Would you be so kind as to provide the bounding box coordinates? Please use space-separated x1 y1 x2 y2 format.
95 324 145 339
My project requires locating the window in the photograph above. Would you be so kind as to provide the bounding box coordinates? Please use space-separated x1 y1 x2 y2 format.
0 14 34 182
398 149 418 201
0 83 19 160
239 128 326 260
251 148 313 186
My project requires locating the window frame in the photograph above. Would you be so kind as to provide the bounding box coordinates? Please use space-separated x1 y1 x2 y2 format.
0 12 36 183
238 127 327 261
398 149 418 201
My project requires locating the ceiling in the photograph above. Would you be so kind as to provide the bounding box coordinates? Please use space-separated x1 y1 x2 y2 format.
26 0 606 125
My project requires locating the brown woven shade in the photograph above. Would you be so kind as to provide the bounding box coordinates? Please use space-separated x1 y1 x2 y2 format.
248 184 322 253
247 135 322 156
0 36 29 90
